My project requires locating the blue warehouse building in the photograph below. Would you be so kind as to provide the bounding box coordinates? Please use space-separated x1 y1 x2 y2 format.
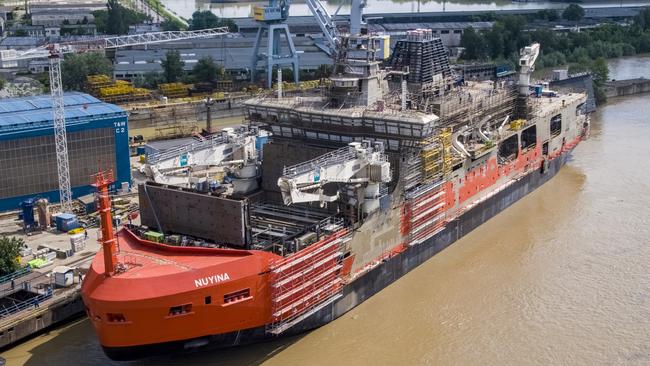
0 92 130 212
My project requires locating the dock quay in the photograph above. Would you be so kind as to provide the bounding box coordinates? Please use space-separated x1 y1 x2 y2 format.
604 78 650 98
0 194 139 349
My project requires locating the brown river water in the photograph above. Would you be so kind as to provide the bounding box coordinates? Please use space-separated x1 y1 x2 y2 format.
3 65 650 365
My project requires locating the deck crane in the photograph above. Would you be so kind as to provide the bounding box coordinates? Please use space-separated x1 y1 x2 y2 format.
0 28 230 213
142 127 260 188
277 141 391 206
518 42 540 96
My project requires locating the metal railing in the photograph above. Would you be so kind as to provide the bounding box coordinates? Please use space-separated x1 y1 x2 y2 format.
0 267 31 285
146 133 228 164
282 145 357 177
0 288 53 317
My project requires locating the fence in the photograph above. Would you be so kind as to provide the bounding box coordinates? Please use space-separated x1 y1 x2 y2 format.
0 267 31 285
0 288 54 317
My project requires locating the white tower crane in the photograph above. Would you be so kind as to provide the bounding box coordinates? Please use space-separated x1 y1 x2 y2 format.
0 28 230 213
518 42 540 96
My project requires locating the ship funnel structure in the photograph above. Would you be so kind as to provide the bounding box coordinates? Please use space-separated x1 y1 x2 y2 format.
92 170 117 276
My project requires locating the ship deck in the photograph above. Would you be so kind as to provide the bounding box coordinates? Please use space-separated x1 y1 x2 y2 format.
105 229 254 279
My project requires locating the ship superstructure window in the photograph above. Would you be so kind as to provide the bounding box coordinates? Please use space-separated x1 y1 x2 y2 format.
205 296 212 305
551 114 562 137
107 313 127 323
168 304 192 316
224 289 251 304
521 125 537 150
498 134 519 162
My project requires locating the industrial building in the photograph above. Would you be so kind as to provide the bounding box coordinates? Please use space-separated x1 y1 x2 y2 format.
0 92 130 211
112 36 332 80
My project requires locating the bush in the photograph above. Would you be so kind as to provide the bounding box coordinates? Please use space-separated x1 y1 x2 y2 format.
0 237 23 276
61 53 112 90
563 4 585 21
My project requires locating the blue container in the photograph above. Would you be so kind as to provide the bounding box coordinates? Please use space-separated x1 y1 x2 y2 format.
255 135 269 158
535 85 543 97
20 198 36 227
56 213 79 232
136 146 146 156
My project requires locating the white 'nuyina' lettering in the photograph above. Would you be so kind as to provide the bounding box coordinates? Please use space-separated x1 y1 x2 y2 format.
194 273 231 288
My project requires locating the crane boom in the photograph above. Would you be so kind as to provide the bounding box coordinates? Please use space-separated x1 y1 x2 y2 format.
0 28 230 213
304 0 339 53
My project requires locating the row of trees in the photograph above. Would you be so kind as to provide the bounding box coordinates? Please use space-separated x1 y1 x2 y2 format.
532 4 585 22
134 51 226 88
160 10 237 32
461 7 650 65
58 50 227 90
459 7 650 103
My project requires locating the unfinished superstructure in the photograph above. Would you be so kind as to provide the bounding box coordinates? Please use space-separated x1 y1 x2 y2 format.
82 35 590 360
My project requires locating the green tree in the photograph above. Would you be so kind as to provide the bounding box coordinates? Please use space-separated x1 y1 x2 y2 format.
133 71 164 89
106 0 126 34
93 1 150 35
189 10 237 32
161 19 182 31
61 53 112 90
189 10 220 30
590 57 609 86
192 56 222 84
315 64 332 79
485 24 505 59
633 6 650 31
0 236 23 276
563 4 585 22
161 50 185 83
590 57 609 105
459 27 486 60
0 78 5 90
535 9 559 22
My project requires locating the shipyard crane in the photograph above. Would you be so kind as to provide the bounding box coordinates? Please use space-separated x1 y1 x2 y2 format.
250 0 300 88
304 0 364 57
142 127 260 187
0 28 230 213
277 142 391 206
518 42 540 96
305 0 389 63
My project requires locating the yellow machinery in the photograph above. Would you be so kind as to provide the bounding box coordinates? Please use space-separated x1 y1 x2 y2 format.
88 75 151 103
509 119 526 130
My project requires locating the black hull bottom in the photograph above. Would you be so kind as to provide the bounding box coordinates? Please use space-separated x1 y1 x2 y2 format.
104 152 570 361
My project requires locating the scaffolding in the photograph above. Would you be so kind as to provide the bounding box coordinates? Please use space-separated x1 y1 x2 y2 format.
421 142 443 183
388 33 451 84
402 181 447 246
159 83 190 98
267 228 351 335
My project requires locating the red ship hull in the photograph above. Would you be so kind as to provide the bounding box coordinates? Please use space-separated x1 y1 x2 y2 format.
81 229 280 358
